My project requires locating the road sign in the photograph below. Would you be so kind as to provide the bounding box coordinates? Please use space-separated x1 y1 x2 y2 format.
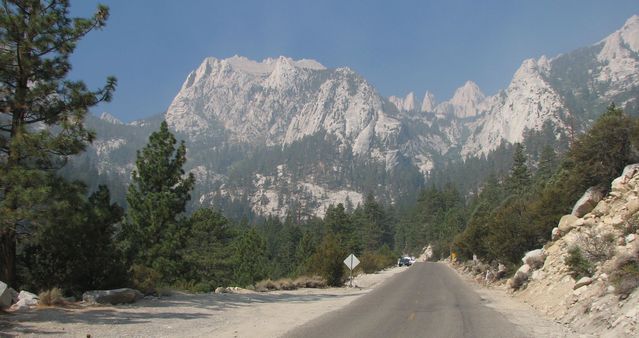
344 254 360 270
344 254 360 287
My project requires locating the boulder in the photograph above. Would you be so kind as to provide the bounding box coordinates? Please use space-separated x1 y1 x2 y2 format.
558 215 579 233
572 187 605 217
626 233 636 244
11 290 39 310
214 287 226 294
496 263 508 279
508 264 531 290
522 249 546 269
552 227 561 241
573 276 593 290
611 164 639 192
0 281 13 309
82 288 143 305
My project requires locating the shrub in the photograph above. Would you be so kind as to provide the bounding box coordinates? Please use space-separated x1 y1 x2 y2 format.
38 288 64 306
293 275 327 289
130 264 162 295
578 229 616 263
565 246 594 280
358 247 397 274
610 254 639 298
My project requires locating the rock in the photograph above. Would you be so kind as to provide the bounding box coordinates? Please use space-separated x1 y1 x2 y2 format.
485 270 496 282
82 288 143 305
522 249 546 269
626 234 636 244
14 290 39 309
599 273 609 281
552 227 561 240
572 187 605 217
531 269 545 281
623 199 639 219
509 265 531 290
495 263 508 279
611 164 639 192
0 281 13 309
617 237 626 246
558 214 579 233
18 290 38 302
214 287 226 294
573 277 593 290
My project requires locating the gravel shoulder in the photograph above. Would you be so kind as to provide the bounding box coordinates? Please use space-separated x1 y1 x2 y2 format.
1 263 583 337
0 267 406 337
445 262 587 338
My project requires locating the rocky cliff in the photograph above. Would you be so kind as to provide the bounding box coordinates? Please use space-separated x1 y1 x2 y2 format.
510 165 639 337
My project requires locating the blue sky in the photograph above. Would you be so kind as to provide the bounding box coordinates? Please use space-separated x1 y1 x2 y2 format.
69 0 639 122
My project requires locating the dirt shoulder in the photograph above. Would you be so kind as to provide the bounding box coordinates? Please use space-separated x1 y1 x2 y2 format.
444 261 590 338
0 267 406 337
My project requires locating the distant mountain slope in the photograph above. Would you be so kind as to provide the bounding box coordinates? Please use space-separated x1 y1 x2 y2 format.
70 15 639 218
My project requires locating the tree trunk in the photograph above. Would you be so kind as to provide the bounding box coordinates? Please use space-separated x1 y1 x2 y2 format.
0 227 16 287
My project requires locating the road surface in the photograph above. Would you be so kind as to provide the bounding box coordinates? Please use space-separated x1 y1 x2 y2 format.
284 262 527 338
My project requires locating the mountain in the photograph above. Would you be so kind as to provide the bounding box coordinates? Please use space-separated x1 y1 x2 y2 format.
68 15 639 219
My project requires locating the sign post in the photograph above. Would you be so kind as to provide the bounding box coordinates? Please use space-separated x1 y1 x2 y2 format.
343 253 360 287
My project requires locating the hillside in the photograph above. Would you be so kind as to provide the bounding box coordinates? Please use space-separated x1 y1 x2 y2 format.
66 15 639 218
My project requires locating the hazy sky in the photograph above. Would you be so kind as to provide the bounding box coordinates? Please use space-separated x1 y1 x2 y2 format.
68 0 639 122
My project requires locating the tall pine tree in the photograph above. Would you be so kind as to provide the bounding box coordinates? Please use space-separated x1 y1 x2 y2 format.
0 0 116 286
121 121 195 282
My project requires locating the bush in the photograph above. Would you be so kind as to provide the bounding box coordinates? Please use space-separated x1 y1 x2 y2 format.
255 277 326 292
565 246 594 280
358 246 398 274
130 264 162 295
578 229 616 263
610 254 639 298
38 288 64 306
293 275 327 289
307 234 346 287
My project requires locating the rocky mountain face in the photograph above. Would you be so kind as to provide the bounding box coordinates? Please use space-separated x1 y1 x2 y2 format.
513 164 639 337
71 15 639 219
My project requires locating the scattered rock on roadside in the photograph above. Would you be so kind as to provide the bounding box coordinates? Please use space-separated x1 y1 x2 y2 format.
573 277 593 290
0 281 14 309
83 288 143 305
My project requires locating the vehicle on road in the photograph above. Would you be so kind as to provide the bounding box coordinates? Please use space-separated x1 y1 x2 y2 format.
398 256 412 267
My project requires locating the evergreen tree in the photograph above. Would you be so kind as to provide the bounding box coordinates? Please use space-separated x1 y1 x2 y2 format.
0 0 116 286
536 145 558 182
308 233 346 286
181 208 235 289
506 143 531 195
120 121 195 282
568 104 636 191
19 181 125 295
233 228 267 287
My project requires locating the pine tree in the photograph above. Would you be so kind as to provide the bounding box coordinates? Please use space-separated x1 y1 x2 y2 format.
233 228 267 287
121 121 195 282
536 145 557 182
0 0 116 286
181 208 235 289
506 143 531 195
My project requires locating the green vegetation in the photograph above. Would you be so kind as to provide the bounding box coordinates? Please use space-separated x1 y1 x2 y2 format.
1 0 115 289
565 246 594 280
610 253 639 297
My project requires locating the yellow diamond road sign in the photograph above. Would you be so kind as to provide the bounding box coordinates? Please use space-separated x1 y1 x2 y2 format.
344 254 360 270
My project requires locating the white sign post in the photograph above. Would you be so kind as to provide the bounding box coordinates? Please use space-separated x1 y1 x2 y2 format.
343 253 360 287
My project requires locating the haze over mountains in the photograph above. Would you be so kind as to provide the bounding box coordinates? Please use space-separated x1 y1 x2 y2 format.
68 15 639 219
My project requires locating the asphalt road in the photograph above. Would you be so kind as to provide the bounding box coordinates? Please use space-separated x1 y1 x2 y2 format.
284 262 527 338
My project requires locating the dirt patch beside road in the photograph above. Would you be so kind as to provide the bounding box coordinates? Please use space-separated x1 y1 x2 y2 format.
0 267 406 337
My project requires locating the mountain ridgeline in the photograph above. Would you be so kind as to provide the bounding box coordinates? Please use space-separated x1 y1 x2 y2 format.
65 15 639 220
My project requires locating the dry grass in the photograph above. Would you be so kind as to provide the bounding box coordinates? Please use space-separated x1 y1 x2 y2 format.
255 276 327 292
38 287 64 306
610 248 639 298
